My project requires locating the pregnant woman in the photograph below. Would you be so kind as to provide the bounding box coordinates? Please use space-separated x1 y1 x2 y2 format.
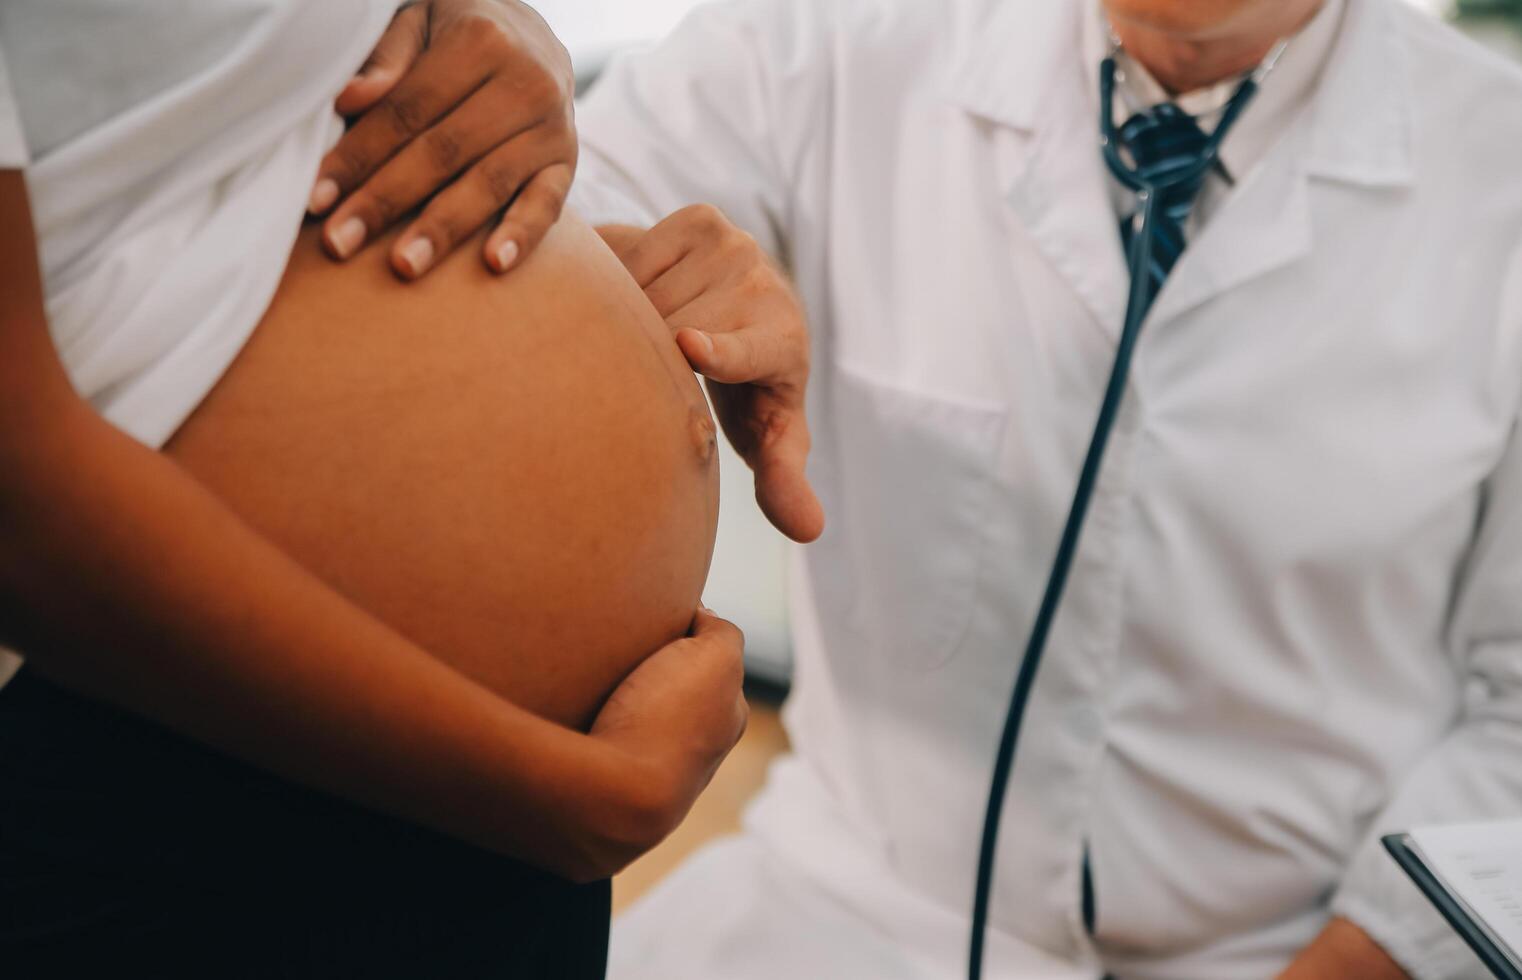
0 1 796 976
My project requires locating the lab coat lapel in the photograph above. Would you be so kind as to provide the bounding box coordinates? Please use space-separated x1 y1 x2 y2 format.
1145 0 1414 328
1144 143 1314 329
946 0 1131 342
1003 93 1132 341
947 0 1413 339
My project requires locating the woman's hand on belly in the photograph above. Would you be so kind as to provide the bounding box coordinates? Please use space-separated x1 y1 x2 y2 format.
311 0 576 281
578 608 749 873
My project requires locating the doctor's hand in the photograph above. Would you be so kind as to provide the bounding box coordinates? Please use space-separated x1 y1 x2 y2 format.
600 206 825 544
310 0 576 280
1276 917 1407 980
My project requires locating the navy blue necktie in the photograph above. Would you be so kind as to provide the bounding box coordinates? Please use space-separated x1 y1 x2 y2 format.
1115 102 1213 311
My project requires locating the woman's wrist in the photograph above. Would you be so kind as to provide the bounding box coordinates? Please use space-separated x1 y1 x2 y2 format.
520 725 683 882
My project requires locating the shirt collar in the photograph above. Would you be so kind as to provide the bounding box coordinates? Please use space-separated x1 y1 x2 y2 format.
943 0 1073 133
1301 0 1415 187
945 0 1410 190
1082 0 1348 183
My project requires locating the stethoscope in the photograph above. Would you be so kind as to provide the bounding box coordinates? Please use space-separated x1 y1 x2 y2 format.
966 34 1290 980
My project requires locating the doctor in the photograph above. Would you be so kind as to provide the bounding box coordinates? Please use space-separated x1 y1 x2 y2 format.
570 0 1522 977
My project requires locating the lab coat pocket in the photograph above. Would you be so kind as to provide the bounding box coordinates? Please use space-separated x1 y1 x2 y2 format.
822 364 1008 670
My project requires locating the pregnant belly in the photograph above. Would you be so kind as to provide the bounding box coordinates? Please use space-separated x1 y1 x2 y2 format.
164 214 720 730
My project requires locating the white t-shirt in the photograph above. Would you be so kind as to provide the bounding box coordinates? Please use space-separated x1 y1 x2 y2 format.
0 0 399 688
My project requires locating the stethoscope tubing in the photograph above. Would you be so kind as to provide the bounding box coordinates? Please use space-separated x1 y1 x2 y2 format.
966 186 1161 980
967 53 1268 980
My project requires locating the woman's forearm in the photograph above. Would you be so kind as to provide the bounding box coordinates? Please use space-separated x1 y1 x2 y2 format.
0 397 659 880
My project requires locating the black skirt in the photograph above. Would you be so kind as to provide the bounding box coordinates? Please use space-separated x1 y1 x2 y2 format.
0 669 609 979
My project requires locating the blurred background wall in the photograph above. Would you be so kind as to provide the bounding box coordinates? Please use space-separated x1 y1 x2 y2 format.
1456 0 1522 57
532 0 1522 686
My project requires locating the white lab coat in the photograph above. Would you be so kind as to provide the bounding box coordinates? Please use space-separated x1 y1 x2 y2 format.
570 0 1522 977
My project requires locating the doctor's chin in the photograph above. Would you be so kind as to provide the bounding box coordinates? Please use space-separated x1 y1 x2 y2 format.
5 0 1522 978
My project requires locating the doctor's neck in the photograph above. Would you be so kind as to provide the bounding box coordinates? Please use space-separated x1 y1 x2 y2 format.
1103 0 1324 94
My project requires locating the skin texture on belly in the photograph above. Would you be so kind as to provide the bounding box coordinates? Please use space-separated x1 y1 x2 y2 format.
164 214 720 731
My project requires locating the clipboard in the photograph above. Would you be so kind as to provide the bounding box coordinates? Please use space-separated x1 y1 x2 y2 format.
1385 833 1522 980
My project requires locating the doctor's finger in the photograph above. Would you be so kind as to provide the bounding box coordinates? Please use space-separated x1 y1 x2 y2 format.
672 312 805 386
332 4 428 119
641 251 722 318
618 204 732 286
750 409 825 545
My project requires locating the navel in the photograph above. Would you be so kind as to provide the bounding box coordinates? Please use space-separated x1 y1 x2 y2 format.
689 405 718 466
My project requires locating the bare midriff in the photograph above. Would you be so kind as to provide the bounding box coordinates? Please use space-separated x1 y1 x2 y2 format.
165 214 720 731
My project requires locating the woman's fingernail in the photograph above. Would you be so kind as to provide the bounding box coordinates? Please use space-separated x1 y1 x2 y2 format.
399 237 434 278
308 177 339 214
495 239 519 272
694 330 716 356
328 216 366 259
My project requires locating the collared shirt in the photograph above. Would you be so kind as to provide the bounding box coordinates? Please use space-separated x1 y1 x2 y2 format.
571 1 1522 976
1084 0 1347 236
